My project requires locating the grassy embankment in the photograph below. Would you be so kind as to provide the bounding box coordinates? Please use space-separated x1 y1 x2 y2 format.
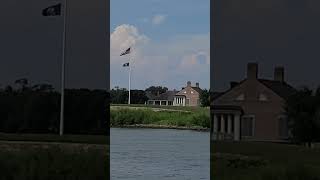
110 104 210 129
0 133 109 180
212 141 320 180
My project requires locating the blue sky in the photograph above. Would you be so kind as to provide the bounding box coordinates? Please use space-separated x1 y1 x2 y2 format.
111 0 210 90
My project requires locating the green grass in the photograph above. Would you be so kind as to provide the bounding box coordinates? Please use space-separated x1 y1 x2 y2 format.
0 142 109 180
0 133 109 180
110 106 210 128
111 104 208 112
0 133 109 144
212 141 320 180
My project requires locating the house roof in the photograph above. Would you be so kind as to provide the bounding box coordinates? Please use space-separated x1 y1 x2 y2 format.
145 91 156 100
147 90 177 101
191 86 202 93
211 92 224 100
258 79 297 99
213 78 297 101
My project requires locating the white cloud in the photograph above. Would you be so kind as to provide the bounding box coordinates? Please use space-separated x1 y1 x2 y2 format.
110 24 210 90
111 24 149 60
151 14 167 25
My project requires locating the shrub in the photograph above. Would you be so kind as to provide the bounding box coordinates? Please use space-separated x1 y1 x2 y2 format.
191 112 210 128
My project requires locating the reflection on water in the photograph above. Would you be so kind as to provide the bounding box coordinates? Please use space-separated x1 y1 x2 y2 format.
111 128 209 180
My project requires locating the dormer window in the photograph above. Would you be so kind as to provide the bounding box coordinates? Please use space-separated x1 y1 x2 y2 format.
235 94 245 101
259 93 268 101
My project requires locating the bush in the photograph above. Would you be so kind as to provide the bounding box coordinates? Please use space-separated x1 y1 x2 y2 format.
110 107 210 128
191 112 210 128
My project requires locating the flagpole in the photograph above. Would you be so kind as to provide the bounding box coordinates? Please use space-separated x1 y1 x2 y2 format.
128 51 131 105
59 0 67 136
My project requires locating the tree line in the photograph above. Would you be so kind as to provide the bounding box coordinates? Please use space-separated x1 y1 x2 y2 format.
0 80 209 134
0 79 108 134
110 85 210 107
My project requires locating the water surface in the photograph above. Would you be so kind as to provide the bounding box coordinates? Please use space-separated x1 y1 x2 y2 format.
111 128 210 180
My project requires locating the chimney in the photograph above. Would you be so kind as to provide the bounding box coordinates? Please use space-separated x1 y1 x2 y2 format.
274 66 284 82
187 81 191 87
247 62 258 79
196 82 199 88
230 81 239 89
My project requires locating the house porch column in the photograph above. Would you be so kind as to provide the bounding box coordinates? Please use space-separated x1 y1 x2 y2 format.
234 114 240 141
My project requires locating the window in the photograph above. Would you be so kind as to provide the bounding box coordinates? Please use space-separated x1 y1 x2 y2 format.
235 93 245 101
184 91 187 94
259 93 268 101
191 91 194 94
241 115 255 137
278 115 289 138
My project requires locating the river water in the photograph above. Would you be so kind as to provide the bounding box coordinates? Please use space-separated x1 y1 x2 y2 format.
110 128 210 180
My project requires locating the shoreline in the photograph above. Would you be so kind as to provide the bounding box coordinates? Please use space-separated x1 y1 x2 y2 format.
111 124 210 132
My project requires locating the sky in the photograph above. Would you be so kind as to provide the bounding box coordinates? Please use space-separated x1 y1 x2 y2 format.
3 0 320 92
110 0 210 90
0 0 108 90
212 0 320 91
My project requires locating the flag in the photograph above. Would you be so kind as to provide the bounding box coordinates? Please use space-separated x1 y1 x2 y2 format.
123 63 129 67
120 47 131 56
42 4 62 16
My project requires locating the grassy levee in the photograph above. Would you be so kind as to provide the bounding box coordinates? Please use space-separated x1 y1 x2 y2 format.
0 134 109 179
212 141 320 180
111 103 207 112
0 133 109 144
110 105 210 128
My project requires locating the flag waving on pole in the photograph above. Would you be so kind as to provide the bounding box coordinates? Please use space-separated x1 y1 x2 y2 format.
120 47 131 56
123 62 129 67
42 4 62 16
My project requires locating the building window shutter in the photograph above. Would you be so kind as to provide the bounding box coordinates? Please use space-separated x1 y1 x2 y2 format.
241 115 255 137
278 115 288 138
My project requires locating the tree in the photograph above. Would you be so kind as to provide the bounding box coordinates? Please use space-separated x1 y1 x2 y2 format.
0 79 108 134
200 89 210 107
110 88 128 104
32 83 54 92
131 90 148 104
145 86 168 96
4 86 13 93
15 78 29 91
285 87 320 147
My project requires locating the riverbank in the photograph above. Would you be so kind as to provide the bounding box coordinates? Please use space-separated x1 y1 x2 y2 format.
110 105 210 129
112 124 210 132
